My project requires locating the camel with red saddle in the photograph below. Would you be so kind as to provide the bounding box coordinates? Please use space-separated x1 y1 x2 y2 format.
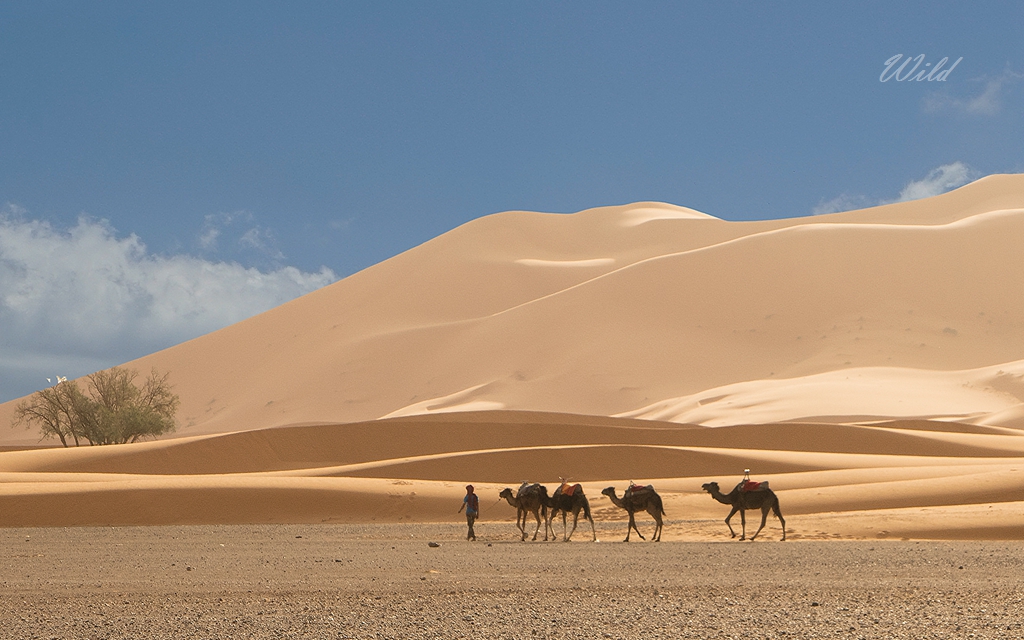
545 478 597 542
701 479 786 541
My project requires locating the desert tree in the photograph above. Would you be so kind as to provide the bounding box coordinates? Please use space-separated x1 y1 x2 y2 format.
12 378 89 447
13 367 179 446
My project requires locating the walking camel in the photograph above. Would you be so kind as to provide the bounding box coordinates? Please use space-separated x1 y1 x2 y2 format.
499 483 550 541
546 479 597 542
701 481 786 541
601 484 665 542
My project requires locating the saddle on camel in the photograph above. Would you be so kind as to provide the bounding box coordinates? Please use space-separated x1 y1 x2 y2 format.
624 482 655 498
735 469 770 493
556 480 578 497
737 479 770 492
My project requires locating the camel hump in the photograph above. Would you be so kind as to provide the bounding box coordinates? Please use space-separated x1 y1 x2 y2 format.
627 483 651 493
559 483 579 497
738 480 769 492
517 483 544 498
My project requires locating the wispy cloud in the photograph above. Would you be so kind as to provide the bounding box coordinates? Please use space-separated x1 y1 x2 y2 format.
0 209 336 402
811 193 873 216
813 162 980 215
198 211 287 265
893 162 979 201
924 68 1024 116
239 226 286 261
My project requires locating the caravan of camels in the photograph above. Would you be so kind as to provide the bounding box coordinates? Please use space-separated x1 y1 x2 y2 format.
498 476 785 543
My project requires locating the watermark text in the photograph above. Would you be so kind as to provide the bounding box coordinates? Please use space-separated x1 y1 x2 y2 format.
880 55 961 82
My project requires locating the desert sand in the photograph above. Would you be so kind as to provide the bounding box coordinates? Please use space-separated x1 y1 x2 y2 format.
3 525 1024 639
2 175 1024 542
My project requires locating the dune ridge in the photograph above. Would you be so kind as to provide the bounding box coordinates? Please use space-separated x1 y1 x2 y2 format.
4 176 1024 536
1 411 1024 538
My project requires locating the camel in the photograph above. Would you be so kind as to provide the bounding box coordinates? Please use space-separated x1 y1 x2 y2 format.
546 479 597 542
499 483 549 541
701 481 786 541
601 484 665 542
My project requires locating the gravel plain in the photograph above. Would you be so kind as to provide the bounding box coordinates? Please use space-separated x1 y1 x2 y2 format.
2 522 1023 639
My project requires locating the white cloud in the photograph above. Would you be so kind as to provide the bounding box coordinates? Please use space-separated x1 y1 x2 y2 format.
813 162 980 215
0 210 336 402
893 162 979 202
924 68 1024 116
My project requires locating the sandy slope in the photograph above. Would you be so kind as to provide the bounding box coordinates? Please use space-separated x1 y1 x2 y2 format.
2 411 1024 539
3 176 1024 535
6 175 1024 438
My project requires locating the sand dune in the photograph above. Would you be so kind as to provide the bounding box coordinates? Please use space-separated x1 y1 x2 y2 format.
4 176 1024 536
7 175 1024 436
1 411 1024 538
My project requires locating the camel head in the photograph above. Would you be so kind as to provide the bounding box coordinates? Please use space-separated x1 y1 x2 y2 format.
499 487 514 500
701 481 719 494
601 486 617 499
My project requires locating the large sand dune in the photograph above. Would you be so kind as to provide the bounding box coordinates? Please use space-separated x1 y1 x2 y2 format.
3 175 1024 536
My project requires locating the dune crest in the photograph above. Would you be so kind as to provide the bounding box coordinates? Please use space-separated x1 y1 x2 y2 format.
617 360 1024 427
4 175 1024 536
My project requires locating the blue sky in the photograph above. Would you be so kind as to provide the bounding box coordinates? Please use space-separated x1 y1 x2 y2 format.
2 2 1023 402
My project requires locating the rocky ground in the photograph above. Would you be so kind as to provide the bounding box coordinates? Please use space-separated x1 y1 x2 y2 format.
1 522 1023 639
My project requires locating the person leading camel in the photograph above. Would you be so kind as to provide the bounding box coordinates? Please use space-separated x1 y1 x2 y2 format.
458 484 479 541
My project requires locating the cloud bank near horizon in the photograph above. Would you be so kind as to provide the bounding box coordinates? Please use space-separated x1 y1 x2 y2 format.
0 210 336 403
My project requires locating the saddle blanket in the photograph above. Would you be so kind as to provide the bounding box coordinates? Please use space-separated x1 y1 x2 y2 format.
517 483 543 498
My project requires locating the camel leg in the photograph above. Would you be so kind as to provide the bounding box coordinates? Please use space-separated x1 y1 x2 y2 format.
627 512 646 542
582 500 597 542
531 509 542 541
650 507 663 542
739 508 747 540
773 500 787 541
750 505 770 541
553 506 563 542
565 510 579 542
724 507 739 538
